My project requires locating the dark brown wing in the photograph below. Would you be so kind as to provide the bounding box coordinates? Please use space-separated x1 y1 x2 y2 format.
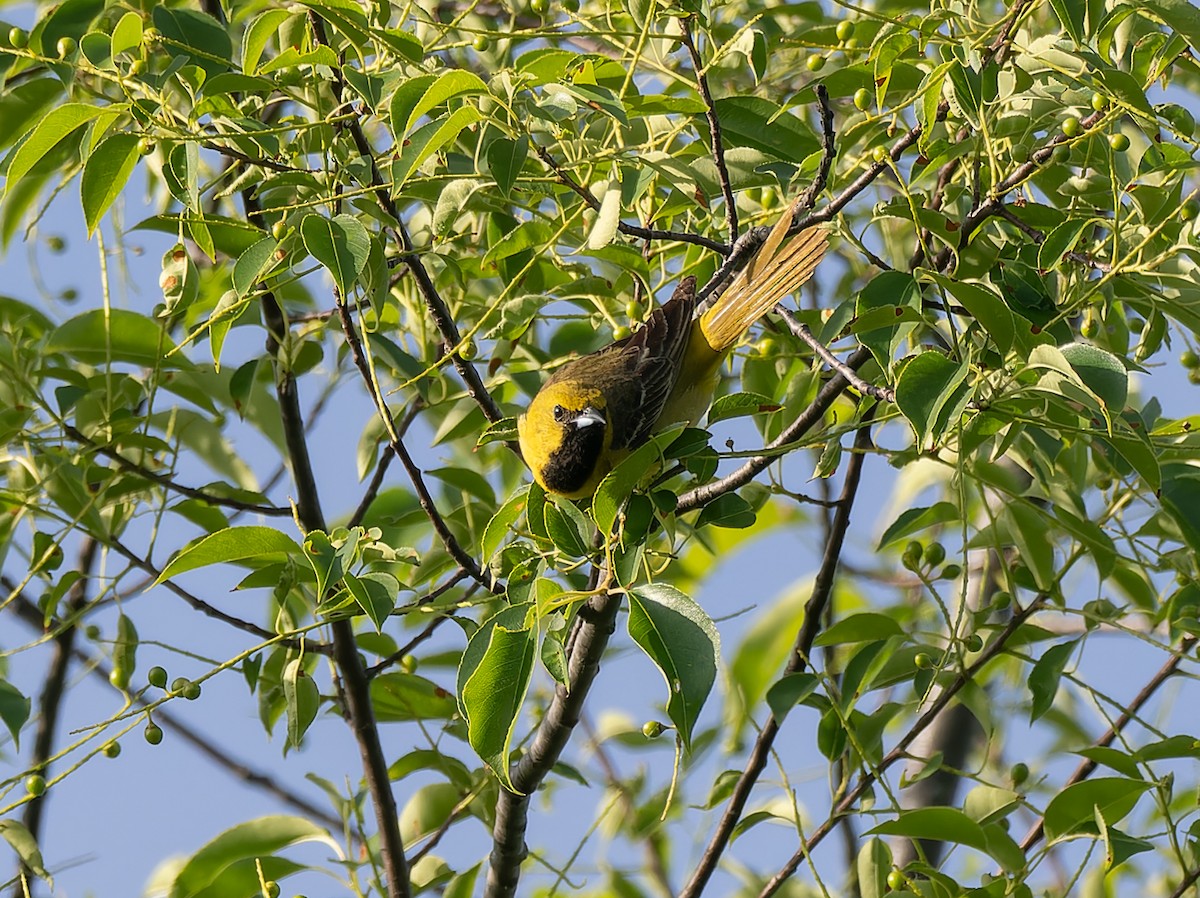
602 275 697 449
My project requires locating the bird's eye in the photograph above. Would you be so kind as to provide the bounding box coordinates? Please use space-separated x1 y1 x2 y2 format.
552 404 566 422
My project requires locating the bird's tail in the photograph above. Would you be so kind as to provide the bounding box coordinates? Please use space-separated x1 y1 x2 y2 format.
698 215 827 352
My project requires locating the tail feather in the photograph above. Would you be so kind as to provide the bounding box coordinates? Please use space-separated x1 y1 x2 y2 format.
699 219 827 351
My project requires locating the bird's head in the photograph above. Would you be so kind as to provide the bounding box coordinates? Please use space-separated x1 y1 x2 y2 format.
517 381 612 499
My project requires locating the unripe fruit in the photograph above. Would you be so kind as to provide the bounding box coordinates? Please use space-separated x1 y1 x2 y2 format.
1062 116 1081 138
887 870 905 890
458 338 478 360
8 27 28 48
473 34 490 51
171 677 191 695
924 542 946 567
1012 141 1031 163
991 590 1012 610
836 20 855 41
853 88 871 111
144 722 164 745
272 219 287 240
1091 92 1107 112
1011 761 1030 785
128 58 145 75
109 667 130 691
940 563 962 580
642 720 665 738
56 36 77 58
1109 133 1130 152
138 138 155 155
901 540 923 571
612 325 631 341
104 741 121 758
805 53 826 72
182 681 201 700
1181 350 1199 369
562 0 580 10
148 666 168 688
530 0 548 14
400 654 418 674
872 145 888 163
965 634 983 652
262 882 280 898
1080 313 1100 339
1052 144 1071 164
25 775 46 797
47 235 66 252
914 652 933 669
1181 200 1200 221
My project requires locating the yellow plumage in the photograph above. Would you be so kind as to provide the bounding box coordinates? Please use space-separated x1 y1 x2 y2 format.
518 218 828 498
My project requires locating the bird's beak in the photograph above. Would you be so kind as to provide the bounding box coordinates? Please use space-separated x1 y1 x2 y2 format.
573 406 606 429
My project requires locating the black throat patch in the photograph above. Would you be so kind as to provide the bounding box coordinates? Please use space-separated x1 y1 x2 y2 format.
542 423 607 496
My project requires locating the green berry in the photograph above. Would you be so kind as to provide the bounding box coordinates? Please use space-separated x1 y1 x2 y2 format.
805 53 826 72
853 88 871 111
56 36 77 58
400 654 418 674
1080 312 1100 339
887 870 905 891
1109 132 1130 152
1190 369 1200 385
458 338 478 360
991 590 1012 610
46 235 66 253
924 542 946 567
1012 141 1031 163
25 775 46 797
1091 92 1107 112
562 0 580 10
1062 116 1081 138
1179 200 1199 222
148 666 168 688
138 138 155 156
8 27 28 48
472 34 490 51
1181 350 1199 369
128 58 145 75
85 624 101 640
530 0 548 14
836 20 855 41
262 882 280 898
272 219 287 240
1128 316 1145 333
182 681 201 701
940 563 962 580
1051 144 1071 164
109 667 130 691
901 540 923 571
872 145 889 163
104 741 121 758
642 720 665 738
170 676 191 695
144 722 164 745
1096 476 1113 490
965 634 983 652
914 652 933 670
612 325 631 341
1011 762 1030 785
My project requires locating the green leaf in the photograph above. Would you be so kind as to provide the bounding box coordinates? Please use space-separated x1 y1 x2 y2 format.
4 103 113 197
1059 342 1128 410
544 498 592 557
1028 639 1077 722
167 815 336 898
765 672 819 721
232 236 282 297
112 613 138 684
476 416 519 448
1038 219 1094 272
153 526 303 586
592 427 680 535
925 274 1015 356
487 135 528 198
391 106 484 189
963 785 1021 824
1048 0 1086 42
282 659 319 749
814 612 905 646
399 782 463 844
482 486 529 562
151 6 232 76
587 183 622 249
708 391 780 424
1004 500 1057 591
242 9 292 74
1042 777 1152 842
344 572 397 632
0 820 48 881
695 492 756 529
627 583 720 752
855 271 923 369
371 673 459 722
857 837 892 898
390 69 487 138
711 97 819 162
1143 0 1200 51
80 132 141 235
459 606 536 791
47 308 183 367
868 807 990 852
0 680 31 749
894 352 971 447
300 213 371 299
877 501 960 550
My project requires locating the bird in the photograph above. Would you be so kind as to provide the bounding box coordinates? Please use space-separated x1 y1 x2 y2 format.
517 213 828 499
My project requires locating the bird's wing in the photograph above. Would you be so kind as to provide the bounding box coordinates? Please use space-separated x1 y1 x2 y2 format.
604 275 697 449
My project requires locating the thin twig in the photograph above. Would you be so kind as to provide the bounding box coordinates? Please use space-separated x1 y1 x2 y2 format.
61 424 291 517
757 596 1049 898
676 347 873 512
993 205 1112 272
775 308 894 403
366 604 463 679
679 413 874 898
533 143 730 254
1018 635 1198 853
347 399 425 530
794 85 836 213
679 16 737 244
244 181 411 898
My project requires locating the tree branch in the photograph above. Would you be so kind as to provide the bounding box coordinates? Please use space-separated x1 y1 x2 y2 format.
775 308 894 403
679 16 737 244
485 584 624 897
679 413 874 898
